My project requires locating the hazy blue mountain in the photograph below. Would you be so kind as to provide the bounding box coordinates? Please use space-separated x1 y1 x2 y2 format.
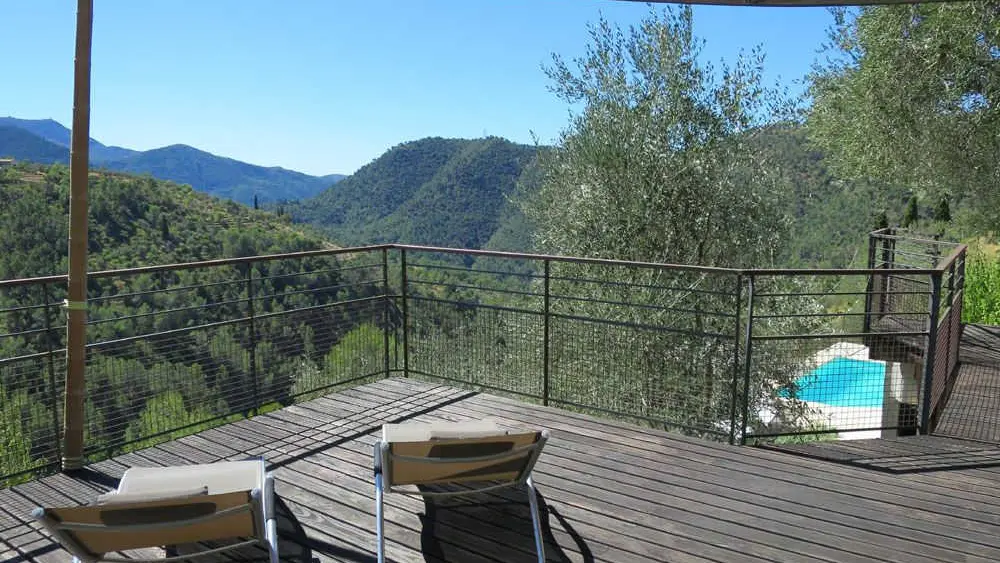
0 125 69 164
0 118 344 205
103 144 342 205
0 117 136 162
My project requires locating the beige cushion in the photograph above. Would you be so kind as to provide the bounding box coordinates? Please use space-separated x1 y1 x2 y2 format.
41 490 254 555
383 422 543 487
94 485 208 506
383 421 507 443
118 460 262 495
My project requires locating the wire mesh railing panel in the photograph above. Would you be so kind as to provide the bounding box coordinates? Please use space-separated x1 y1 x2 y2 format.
275 297 391 401
747 273 927 443
869 229 956 326
82 264 253 458
0 282 65 485
926 249 966 428
1 248 392 482
929 305 955 421
408 299 545 397
881 273 932 325
83 325 256 457
403 251 546 398
251 252 390 400
546 262 741 439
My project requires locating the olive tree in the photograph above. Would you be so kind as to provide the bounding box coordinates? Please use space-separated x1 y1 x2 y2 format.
530 7 792 268
520 7 818 439
809 4 1000 233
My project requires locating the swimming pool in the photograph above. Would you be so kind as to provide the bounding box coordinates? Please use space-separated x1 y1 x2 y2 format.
789 357 886 408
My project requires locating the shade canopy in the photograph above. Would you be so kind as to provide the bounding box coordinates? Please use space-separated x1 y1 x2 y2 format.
628 0 952 5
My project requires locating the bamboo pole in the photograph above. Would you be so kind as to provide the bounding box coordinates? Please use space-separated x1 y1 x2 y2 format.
62 0 93 472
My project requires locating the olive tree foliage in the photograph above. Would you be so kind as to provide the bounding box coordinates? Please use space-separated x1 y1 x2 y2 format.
518 7 821 439
808 4 1000 233
528 7 793 268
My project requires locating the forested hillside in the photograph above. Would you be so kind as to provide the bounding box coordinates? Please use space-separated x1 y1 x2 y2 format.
756 126 909 269
287 125 887 270
0 162 377 481
288 137 538 250
0 162 331 279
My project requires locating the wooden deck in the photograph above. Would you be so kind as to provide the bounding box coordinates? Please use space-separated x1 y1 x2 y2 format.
5 378 1000 563
934 324 1000 442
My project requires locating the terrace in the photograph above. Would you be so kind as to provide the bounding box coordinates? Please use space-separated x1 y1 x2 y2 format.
3 230 999 562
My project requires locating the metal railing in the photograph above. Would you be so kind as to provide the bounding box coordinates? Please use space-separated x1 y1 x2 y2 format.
866 229 965 433
0 232 967 486
0 247 393 485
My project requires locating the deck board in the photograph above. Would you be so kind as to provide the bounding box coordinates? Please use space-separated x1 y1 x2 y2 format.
5 378 1000 562
935 362 1000 442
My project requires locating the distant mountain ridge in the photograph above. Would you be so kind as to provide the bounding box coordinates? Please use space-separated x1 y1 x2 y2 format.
0 125 68 165
0 117 344 204
0 117 137 162
288 137 539 251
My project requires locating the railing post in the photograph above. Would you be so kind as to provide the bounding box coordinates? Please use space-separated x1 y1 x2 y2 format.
728 274 743 445
382 248 391 379
62 0 94 473
879 235 895 315
542 259 551 406
246 262 259 415
739 275 756 445
42 283 62 465
401 248 410 378
919 272 942 435
863 234 878 333
947 260 956 306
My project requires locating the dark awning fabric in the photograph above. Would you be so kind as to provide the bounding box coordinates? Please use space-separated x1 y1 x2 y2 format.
625 0 952 6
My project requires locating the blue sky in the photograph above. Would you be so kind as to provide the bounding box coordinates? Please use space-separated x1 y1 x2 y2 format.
0 1 835 176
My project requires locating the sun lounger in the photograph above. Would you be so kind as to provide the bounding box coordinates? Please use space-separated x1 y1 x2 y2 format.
374 421 549 563
33 459 278 563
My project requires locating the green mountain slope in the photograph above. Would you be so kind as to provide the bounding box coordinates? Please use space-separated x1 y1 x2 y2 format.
0 162 375 481
289 137 538 249
0 162 333 279
754 125 909 269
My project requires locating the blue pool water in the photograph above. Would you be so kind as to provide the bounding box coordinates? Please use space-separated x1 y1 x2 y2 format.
788 357 885 408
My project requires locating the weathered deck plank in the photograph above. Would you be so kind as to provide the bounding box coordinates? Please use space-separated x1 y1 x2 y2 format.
4 378 1000 562
935 361 1000 442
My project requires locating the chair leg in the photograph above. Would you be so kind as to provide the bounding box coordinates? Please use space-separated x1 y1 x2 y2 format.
526 476 545 563
375 443 386 563
262 472 280 563
376 475 386 563
266 518 279 563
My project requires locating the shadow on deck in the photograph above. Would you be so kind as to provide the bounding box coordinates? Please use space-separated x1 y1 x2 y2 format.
4 379 1000 562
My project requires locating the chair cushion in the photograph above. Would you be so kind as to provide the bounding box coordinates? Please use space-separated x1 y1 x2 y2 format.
383 421 507 443
118 460 262 495
93 485 209 506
